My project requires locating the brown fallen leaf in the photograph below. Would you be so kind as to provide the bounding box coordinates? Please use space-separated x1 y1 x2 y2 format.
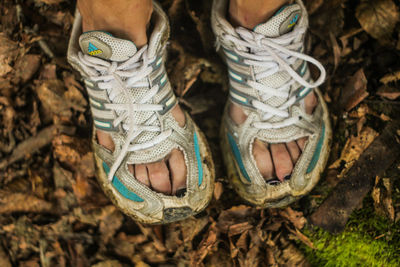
377 85 400 100
276 237 309 266
191 222 219 265
356 0 399 44
52 134 91 170
0 33 19 77
63 72 88 108
213 181 223 201
279 207 307 230
72 173 91 201
92 260 122 267
286 226 315 249
0 125 59 170
0 245 12 267
217 205 256 233
372 176 395 221
305 0 324 15
238 243 260 267
235 230 249 252
228 222 253 237
34 0 65 5
380 70 400 84
340 68 369 111
330 126 379 178
0 190 53 214
13 54 41 84
180 216 209 243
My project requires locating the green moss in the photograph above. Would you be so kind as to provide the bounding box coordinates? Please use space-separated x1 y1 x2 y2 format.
300 197 400 266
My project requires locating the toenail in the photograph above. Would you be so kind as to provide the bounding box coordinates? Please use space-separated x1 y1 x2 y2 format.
266 179 280 186
176 188 187 197
284 175 291 181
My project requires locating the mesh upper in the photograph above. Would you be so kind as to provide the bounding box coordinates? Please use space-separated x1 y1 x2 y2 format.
253 4 302 37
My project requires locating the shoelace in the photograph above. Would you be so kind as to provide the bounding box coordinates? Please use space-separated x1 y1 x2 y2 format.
222 27 326 130
77 45 172 182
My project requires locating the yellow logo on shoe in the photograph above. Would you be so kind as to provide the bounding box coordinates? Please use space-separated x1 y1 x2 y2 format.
88 42 103 56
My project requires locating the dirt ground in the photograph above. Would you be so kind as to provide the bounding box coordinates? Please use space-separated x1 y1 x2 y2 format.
1 0 400 266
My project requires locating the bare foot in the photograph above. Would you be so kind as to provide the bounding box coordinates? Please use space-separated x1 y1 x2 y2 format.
230 92 318 182
99 105 187 195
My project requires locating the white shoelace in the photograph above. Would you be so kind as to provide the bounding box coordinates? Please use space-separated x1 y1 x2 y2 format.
222 27 326 130
77 45 172 182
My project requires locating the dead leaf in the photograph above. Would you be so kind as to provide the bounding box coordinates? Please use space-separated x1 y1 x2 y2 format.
228 222 253 237
0 245 12 267
14 54 41 84
191 222 219 265
35 80 70 115
287 226 315 249
276 237 309 266
63 72 88 108
377 85 400 100
72 173 91 200
380 70 400 84
52 135 90 169
0 33 19 77
372 176 395 221
213 181 223 200
279 208 307 230
306 0 324 14
356 0 399 43
0 125 59 170
0 190 53 213
34 0 65 5
217 205 256 233
92 260 122 267
340 68 369 111
180 216 209 242
330 127 379 178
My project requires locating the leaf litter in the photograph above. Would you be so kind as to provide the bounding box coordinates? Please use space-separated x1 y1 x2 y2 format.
0 0 400 266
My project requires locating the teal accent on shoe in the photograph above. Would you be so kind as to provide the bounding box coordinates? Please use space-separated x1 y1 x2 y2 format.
93 119 112 130
193 132 203 186
227 132 251 182
102 162 144 202
160 73 167 87
296 87 312 100
223 48 239 62
228 69 244 82
306 123 325 174
88 42 98 53
299 61 307 76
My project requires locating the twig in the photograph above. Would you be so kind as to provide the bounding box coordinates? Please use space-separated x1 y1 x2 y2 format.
0 125 58 170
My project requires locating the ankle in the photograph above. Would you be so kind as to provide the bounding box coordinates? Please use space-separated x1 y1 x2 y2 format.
229 0 290 29
78 0 153 47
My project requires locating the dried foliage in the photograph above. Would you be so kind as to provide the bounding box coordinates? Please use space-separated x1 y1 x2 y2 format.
0 0 400 266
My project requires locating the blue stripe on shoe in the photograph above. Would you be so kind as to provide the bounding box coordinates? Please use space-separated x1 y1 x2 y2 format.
306 123 326 174
102 162 144 202
193 132 203 186
227 132 251 182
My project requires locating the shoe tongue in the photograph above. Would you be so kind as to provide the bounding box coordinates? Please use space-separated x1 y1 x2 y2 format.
253 4 302 37
79 31 137 62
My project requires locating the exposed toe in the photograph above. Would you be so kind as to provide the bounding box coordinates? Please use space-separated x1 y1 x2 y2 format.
270 143 293 181
253 139 274 179
147 161 172 195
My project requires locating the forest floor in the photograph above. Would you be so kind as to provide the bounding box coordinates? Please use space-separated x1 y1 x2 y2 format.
1 0 400 266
